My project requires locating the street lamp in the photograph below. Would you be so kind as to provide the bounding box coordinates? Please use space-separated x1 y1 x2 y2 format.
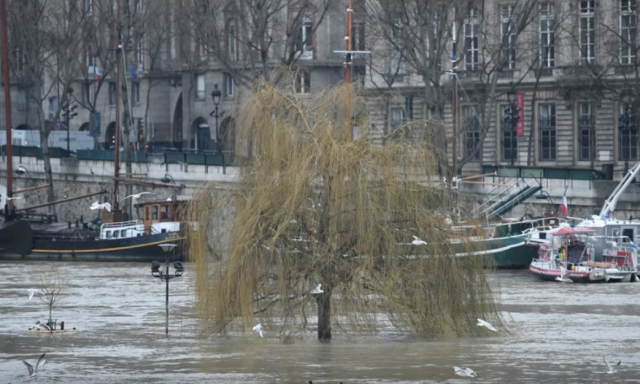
619 105 636 179
210 84 226 171
160 174 175 184
152 243 183 337
62 87 78 155
506 82 518 167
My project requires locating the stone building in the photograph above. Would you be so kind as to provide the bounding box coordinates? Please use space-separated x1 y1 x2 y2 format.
364 0 640 180
0 0 352 157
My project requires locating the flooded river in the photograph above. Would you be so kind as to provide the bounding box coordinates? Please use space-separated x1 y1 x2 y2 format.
2 261 640 383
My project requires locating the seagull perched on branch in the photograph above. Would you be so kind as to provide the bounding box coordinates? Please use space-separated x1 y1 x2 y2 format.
22 353 46 377
453 366 479 378
28 288 44 300
477 318 497 332
124 192 155 200
1 194 23 201
90 202 112 212
604 357 621 374
253 323 264 338
411 236 428 246
310 284 324 295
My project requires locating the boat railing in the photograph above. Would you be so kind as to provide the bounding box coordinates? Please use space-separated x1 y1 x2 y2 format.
101 220 143 229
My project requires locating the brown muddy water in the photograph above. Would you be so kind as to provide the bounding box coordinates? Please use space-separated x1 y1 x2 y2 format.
1 261 640 383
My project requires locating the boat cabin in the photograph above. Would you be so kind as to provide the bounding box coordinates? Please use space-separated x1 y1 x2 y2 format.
135 199 186 235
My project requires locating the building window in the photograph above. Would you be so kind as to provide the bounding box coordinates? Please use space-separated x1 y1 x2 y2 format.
48 96 58 120
131 82 140 105
14 47 24 73
228 19 237 61
619 104 638 161
579 103 595 161
580 1 595 65
464 8 479 71
539 104 557 161
390 23 406 76
295 16 313 59
621 0 637 65
501 5 516 69
84 82 94 104
85 0 93 15
136 0 143 13
224 73 234 97
295 71 310 94
170 11 176 59
136 40 143 69
108 82 116 105
391 107 404 130
463 105 481 161
540 3 554 68
501 105 517 161
351 21 365 51
161 205 169 220
196 74 205 99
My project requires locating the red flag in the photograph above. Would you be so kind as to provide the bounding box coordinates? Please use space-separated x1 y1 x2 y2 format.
560 190 568 216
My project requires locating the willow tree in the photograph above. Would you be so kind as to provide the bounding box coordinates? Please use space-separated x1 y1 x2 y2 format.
188 80 498 340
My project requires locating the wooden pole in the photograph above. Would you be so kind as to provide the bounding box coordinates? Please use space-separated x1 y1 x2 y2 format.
344 0 353 142
0 0 13 211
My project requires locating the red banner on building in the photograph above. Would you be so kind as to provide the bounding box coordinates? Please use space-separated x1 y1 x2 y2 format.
516 92 525 137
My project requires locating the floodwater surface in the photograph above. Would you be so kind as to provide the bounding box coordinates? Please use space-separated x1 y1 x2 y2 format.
1 261 640 383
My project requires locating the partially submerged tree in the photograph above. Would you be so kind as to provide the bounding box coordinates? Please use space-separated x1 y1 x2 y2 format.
37 266 68 326
188 81 498 340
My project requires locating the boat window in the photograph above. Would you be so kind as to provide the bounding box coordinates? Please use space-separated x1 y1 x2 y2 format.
612 229 620 237
161 205 169 220
113 230 119 238
161 228 167 233
145 207 150 220
623 228 634 243
106 230 111 238
152 206 158 220
121 230 127 238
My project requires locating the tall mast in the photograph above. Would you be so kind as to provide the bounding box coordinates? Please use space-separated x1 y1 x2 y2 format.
0 0 13 213
451 12 457 175
344 0 352 142
113 0 121 210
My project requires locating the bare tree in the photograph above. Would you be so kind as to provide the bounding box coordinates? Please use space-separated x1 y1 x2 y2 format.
7 0 86 210
37 266 69 326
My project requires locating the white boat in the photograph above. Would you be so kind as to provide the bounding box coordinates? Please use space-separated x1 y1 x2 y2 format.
567 236 638 283
529 227 594 281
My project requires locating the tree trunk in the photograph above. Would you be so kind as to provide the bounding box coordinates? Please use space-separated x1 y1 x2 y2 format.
48 302 53 324
316 290 331 340
37 105 55 214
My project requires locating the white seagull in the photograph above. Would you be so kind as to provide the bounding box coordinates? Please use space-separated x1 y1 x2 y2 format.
556 266 572 283
166 197 172 202
124 192 155 200
23 353 46 377
477 318 497 332
1 194 23 201
28 288 44 300
253 323 264 338
452 366 479 378
411 236 428 246
90 202 112 212
34 321 51 331
604 357 621 374
310 284 324 295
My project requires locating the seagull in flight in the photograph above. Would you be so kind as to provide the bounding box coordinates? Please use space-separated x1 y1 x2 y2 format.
23 353 46 377
452 366 479 378
90 202 112 212
253 323 264 338
411 236 428 246
477 318 497 332
604 357 621 374
28 288 44 300
310 284 324 295
1 194 23 201
124 192 155 200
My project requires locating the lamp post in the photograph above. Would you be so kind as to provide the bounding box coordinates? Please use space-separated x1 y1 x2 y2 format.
619 105 636 178
506 83 518 167
152 243 183 337
210 84 226 172
62 87 78 155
